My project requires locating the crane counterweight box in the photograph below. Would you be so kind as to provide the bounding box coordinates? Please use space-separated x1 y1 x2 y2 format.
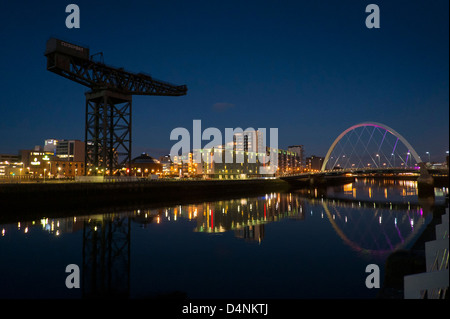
45 38 90 60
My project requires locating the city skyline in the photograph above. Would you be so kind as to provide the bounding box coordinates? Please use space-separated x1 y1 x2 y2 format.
0 1 448 162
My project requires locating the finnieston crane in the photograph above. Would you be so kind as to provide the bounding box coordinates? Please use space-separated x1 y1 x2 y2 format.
45 38 187 176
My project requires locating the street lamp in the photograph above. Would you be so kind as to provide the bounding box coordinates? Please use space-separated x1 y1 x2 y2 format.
376 154 380 168
425 152 430 163
48 161 52 179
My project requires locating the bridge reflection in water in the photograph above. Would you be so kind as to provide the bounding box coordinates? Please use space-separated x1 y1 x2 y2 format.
0 179 446 298
158 189 431 257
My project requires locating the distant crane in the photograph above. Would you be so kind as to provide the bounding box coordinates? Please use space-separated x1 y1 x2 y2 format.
45 38 187 175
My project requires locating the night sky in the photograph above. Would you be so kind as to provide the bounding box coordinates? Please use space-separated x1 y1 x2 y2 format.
0 0 448 161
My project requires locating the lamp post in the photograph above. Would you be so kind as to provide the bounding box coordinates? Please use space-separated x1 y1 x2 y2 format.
376 154 380 168
425 152 430 163
48 161 52 179
446 151 449 168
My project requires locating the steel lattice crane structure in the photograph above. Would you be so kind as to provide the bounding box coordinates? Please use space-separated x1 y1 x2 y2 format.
45 38 187 175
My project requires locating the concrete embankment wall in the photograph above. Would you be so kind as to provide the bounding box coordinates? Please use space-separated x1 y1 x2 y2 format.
0 179 291 222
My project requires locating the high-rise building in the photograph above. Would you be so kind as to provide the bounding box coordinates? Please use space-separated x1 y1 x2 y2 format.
233 129 265 153
288 145 304 167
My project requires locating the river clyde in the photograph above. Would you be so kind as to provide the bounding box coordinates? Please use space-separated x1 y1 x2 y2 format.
0 178 447 299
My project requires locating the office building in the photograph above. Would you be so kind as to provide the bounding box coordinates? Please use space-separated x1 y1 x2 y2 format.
276 148 300 174
44 139 59 154
233 129 265 153
56 140 85 162
0 154 22 177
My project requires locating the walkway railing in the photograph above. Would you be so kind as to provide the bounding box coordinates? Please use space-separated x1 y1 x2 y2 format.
404 207 449 299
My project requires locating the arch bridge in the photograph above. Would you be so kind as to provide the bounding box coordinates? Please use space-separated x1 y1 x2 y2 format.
280 122 433 186
321 122 422 172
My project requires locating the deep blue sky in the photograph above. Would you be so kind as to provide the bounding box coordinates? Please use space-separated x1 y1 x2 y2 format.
0 0 448 161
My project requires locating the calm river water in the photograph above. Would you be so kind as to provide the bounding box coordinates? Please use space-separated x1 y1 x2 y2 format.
0 178 447 299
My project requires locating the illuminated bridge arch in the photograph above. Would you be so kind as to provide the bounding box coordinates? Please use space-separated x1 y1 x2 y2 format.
321 122 422 172
321 201 428 257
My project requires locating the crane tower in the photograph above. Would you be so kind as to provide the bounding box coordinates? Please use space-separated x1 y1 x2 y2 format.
45 38 187 175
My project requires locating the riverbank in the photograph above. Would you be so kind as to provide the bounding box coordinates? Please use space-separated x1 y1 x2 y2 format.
0 178 291 223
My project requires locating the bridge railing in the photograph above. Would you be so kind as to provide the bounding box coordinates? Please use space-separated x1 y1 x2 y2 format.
278 167 422 177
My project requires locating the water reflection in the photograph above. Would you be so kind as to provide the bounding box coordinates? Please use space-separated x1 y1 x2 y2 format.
82 217 130 298
3 193 429 252
0 179 447 298
327 178 447 205
318 199 427 257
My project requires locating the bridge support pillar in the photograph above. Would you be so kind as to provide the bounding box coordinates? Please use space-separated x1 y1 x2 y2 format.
417 163 434 198
309 175 326 187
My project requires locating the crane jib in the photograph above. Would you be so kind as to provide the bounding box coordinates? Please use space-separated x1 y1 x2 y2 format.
45 37 187 96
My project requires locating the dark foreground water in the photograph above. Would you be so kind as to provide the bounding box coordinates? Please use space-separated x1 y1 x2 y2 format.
0 178 447 299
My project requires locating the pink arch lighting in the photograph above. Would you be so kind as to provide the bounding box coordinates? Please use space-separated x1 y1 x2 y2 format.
321 122 422 172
